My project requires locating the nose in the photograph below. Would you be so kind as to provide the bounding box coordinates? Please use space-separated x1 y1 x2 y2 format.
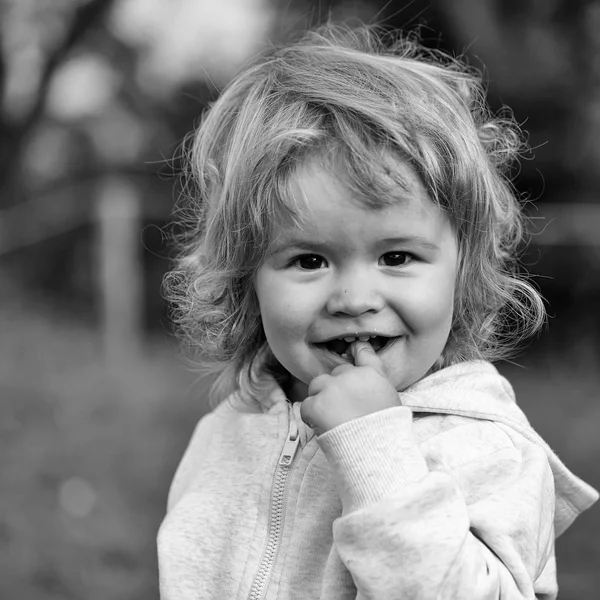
325 268 384 317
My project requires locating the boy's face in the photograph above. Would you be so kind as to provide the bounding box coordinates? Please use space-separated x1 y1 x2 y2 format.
254 158 458 399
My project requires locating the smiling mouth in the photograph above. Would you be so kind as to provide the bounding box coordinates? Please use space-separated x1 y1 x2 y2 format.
317 335 396 357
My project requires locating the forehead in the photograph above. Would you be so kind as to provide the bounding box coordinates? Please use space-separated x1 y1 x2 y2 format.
271 157 454 249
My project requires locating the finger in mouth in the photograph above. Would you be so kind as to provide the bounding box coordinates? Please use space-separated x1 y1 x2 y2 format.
323 335 392 356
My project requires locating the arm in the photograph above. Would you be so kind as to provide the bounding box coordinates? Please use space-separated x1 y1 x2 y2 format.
318 407 556 600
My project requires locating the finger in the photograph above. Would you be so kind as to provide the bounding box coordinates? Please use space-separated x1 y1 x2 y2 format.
300 395 322 432
350 340 386 373
330 363 354 377
308 373 330 396
299 395 315 427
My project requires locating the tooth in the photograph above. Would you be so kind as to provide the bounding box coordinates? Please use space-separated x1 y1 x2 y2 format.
344 337 354 342
358 335 369 342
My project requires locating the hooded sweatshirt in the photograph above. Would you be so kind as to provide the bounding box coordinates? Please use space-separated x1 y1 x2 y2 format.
158 361 598 600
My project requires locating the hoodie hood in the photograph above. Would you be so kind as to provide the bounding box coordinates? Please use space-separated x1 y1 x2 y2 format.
400 360 599 537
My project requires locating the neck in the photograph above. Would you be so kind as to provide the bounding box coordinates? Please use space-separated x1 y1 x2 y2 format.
287 376 309 404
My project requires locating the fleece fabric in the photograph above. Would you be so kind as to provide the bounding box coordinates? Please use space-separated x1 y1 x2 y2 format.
157 360 598 600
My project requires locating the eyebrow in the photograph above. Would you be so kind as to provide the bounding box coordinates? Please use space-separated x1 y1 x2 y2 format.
269 236 441 254
379 236 441 251
268 239 329 255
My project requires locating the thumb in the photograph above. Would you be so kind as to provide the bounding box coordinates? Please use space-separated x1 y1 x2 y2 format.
350 340 386 374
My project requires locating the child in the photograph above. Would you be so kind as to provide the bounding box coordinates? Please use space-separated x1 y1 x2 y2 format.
158 24 598 599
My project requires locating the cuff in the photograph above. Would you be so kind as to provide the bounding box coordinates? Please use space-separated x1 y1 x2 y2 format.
317 406 429 512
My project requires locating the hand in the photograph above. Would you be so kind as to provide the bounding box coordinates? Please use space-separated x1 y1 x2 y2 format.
300 341 400 435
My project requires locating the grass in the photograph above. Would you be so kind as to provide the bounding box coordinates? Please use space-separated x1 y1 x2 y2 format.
0 297 204 600
0 296 598 599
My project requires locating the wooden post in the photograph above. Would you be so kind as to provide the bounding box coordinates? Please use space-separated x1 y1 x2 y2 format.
96 177 143 369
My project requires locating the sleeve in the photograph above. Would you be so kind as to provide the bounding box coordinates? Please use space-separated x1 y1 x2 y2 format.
165 412 216 512
317 406 557 600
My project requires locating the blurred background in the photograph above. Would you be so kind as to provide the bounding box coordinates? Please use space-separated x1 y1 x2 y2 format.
0 0 598 598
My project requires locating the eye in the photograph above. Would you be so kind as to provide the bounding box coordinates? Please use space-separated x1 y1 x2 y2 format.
291 254 327 270
380 251 414 267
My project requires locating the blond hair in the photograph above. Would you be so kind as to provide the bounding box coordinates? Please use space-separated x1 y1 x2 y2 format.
164 23 545 403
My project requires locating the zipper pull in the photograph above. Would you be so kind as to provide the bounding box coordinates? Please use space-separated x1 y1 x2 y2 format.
278 417 300 466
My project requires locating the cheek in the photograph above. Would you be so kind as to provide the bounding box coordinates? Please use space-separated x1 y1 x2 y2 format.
437 278 457 322
432 259 458 320
256 288 308 343
407 275 455 329
418 299 454 338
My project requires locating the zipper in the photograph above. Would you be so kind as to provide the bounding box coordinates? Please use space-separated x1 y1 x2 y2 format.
248 411 300 600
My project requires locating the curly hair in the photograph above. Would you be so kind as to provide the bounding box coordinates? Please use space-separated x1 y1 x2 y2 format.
163 23 545 403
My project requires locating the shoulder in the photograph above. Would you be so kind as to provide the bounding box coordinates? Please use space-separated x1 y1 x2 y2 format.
400 361 548 472
165 396 238 512
413 413 533 471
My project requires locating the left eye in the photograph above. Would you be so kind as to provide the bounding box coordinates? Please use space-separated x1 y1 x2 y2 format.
292 254 327 270
380 252 413 267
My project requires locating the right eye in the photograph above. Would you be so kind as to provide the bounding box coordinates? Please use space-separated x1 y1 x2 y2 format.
290 254 327 270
